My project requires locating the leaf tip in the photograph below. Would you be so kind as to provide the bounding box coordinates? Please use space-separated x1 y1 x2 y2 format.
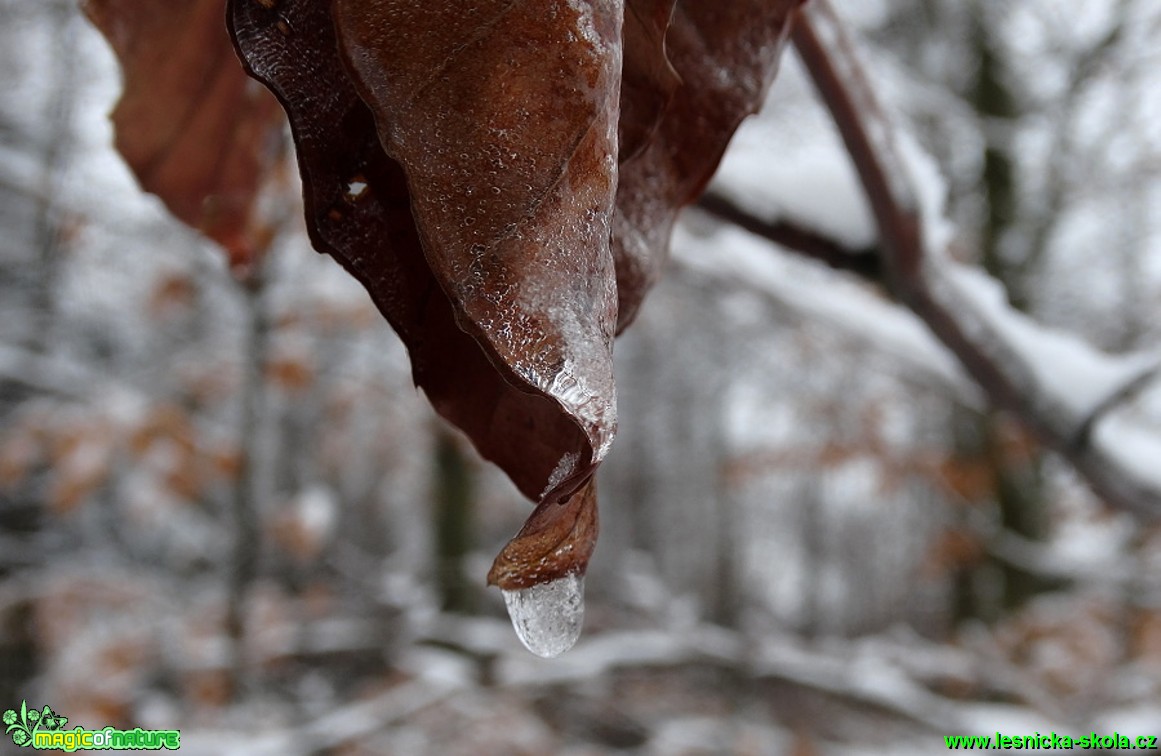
487 477 599 591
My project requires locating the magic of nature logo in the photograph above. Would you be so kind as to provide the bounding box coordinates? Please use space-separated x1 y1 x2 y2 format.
4 700 180 751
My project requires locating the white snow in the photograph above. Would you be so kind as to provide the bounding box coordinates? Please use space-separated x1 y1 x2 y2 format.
1095 410 1161 492
672 220 976 400
894 126 956 254
935 262 1159 423
293 485 338 546
712 135 877 250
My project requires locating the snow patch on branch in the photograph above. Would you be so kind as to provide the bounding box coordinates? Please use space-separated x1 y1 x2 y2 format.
1095 411 1161 493
894 127 955 254
937 262 1159 423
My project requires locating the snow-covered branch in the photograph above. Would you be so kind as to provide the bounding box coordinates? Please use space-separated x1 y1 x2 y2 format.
781 0 1161 518
670 219 978 401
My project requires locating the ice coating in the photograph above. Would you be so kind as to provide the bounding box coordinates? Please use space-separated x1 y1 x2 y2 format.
333 0 623 482
228 0 606 504
541 451 582 499
501 573 586 658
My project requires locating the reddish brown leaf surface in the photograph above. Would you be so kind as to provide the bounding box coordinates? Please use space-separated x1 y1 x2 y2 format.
619 0 679 164
82 0 286 272
487 476 599 590
227 0 607 516
223 0 802 593
332 0 622 472
612 1 805 330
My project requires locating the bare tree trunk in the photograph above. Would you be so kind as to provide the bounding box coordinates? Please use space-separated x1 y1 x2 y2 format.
946 8 1041 619
226 269 273 698
432 427 476 614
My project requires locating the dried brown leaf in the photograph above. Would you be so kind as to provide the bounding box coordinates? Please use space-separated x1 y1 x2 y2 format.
612 1 804 330
228 0 610 505
487 476 599 590
82 0 287 271
619 0 680 163
224 0 804 594
332 0 622 476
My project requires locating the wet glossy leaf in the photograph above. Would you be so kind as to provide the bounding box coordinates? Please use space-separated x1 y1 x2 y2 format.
612 1 805 330
332 0 622 475
228 0 608 505
223 0 803 599
82 0 286 271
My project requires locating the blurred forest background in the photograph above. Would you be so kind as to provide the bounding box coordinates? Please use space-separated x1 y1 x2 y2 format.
2 0 1160 753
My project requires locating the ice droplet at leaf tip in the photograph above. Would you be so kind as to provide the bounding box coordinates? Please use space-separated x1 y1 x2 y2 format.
501 572 585 658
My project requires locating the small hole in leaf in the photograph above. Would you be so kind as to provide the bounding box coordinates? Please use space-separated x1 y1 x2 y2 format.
275 15 292 35
344 176 369 202
255 0 276 8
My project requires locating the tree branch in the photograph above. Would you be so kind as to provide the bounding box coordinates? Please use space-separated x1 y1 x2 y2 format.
787 0 1161 518
669 222 976 401
695 193 882 282
225 267 273 698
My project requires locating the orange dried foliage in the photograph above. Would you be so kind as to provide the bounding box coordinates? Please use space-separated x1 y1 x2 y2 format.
0 431 41 488
208 444 244 481
1129 608 1161 663
936 457 997 503
264 354 314 392
147 271 199 317
920 527 986 578
82 0 288 272
129 403 196 458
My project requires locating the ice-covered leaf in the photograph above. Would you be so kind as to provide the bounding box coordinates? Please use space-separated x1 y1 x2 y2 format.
612 1 804 330
332 0 622 476
82 0 286 272
227 0 610 505
226 0 804 615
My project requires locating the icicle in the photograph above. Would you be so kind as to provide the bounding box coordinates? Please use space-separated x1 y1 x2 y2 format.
501 572 585 658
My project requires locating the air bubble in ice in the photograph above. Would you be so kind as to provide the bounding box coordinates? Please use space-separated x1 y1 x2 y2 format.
501 573 585 658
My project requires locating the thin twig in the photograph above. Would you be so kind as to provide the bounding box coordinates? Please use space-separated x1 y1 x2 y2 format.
225 266 273 698
695 192 882 282
1072 363 1161 450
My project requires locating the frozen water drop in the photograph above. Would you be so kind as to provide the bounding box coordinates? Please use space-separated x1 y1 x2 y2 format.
501 573 585 658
